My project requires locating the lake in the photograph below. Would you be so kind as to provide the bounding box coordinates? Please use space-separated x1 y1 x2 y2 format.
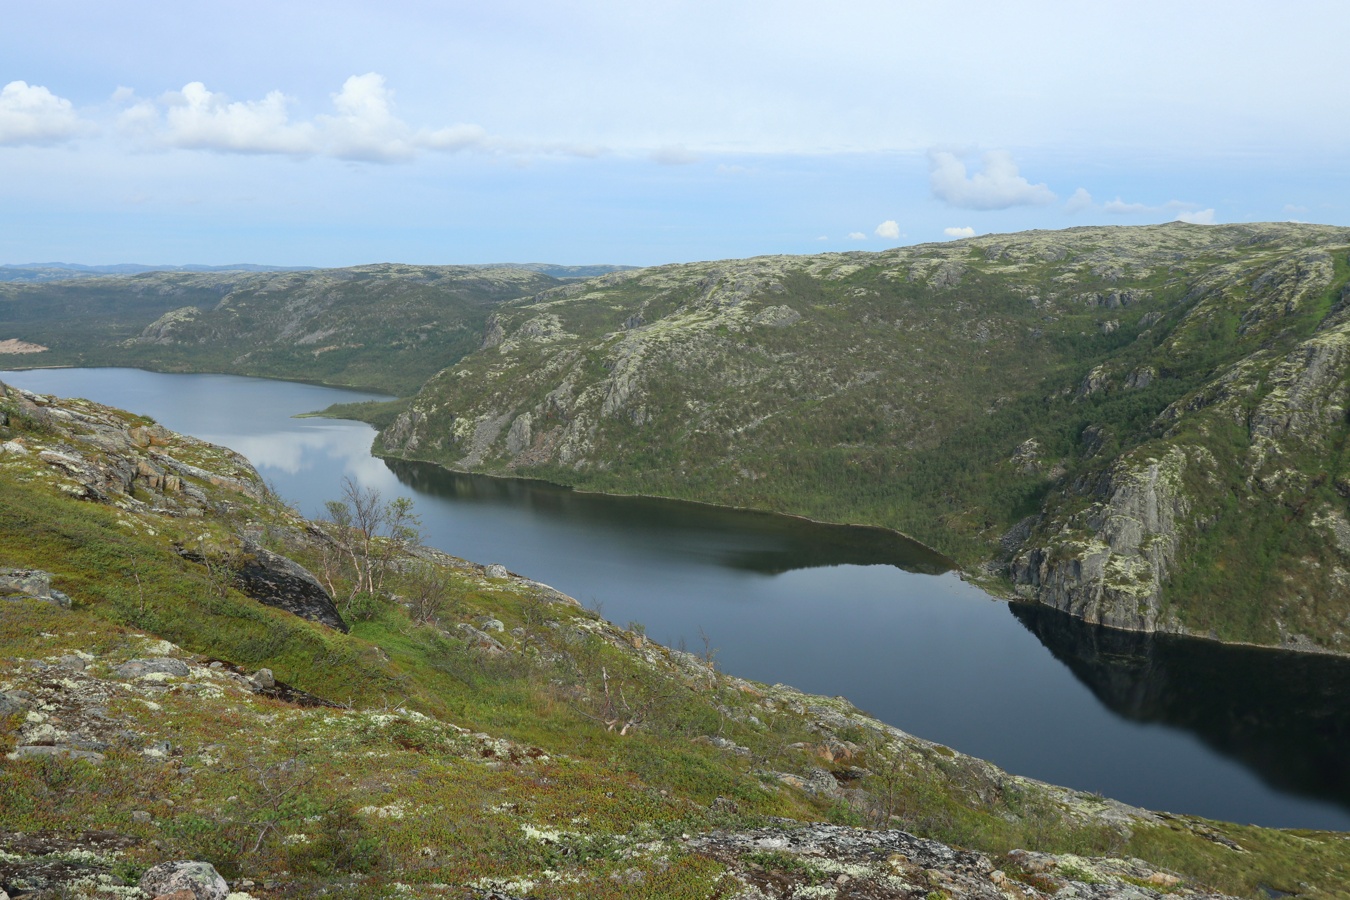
5 366 1350 831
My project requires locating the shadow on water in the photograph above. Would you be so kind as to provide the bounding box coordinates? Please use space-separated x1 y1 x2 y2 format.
384 458 952 576
1011 602 1350 816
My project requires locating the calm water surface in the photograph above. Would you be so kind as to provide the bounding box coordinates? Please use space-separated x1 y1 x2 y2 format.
5 366 1350 831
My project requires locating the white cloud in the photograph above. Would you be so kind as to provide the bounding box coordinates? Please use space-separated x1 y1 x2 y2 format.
1175 208 1216 225
846 231 867 240
1065 187 1093 214
651 144 699 165
1283 203 1309 215
118 73 506 162
0 80 88 146
944 226 976 238
874 220 901 239
1103 197 1150 215
928 149 1055 210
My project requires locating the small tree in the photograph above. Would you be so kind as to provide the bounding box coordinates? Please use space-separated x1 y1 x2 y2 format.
321 478 421 609
404 560 453 626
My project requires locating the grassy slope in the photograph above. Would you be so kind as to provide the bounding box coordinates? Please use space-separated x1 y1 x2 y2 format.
4 388 1350 897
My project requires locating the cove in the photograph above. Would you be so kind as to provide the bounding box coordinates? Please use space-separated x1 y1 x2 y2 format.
5 366 1350 831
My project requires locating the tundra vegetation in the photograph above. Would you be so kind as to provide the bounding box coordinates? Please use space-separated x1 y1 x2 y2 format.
6 224 1350 895
5 382 1350 898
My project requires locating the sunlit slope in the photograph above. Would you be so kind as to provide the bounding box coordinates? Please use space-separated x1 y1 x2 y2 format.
379 222 1350 650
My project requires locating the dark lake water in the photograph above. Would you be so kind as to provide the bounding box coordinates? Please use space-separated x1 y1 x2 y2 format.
5 366 1350 831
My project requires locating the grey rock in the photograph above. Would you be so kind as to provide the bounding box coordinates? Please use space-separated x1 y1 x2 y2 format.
477 617 505 632
1125 366 1155 389
0 691 26 717
484 564 510 579
113 658 191 680
458 623 506 653
7 745 104 763
249 668 276 690
0 569 72 608
132 810 153 823
229 540 348 632
139 860 230 900
1012 447 1190 632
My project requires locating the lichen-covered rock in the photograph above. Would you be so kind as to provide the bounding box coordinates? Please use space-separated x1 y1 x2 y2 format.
139 860 229 900
0 569 72 609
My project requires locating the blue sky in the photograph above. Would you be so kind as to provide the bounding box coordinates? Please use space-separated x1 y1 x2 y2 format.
3 1 1347 267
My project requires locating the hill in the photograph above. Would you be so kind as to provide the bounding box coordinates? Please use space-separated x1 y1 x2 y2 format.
372 223 1350 652
8 380 1350 898
0 265 559 395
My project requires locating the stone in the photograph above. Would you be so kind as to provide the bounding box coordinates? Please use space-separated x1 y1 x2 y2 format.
113 658 191 680
0 569 72 608
458 623 506 653
139 860 230 900
0 690 26 717
7 745 105 763
249 668 275 690
484 564 510 579
132 810 153 823
229 541 349 632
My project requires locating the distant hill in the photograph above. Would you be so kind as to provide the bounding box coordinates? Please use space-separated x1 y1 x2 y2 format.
0 261 637 283
0 264 561 394
474 262 641 279
0 262 316 282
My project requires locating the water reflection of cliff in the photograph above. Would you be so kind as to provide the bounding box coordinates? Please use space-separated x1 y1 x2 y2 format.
1011 602 1350 812
384 458 951 576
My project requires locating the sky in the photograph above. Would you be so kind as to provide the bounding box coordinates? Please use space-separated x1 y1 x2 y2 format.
2 1 1348 267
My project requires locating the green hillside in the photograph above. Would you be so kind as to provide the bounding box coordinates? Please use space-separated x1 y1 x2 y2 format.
0 265 559 394
374 223 1350 651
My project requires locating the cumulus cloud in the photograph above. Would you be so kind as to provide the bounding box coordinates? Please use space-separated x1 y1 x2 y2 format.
1065 187 1094 214
874 220 902 239
847 232 867 240
0 80 88 146
928 149 1055 210
651 144 699 165
118 73 515 163
944 226 976 238
1175 208 1216 225
1103 197 1151 214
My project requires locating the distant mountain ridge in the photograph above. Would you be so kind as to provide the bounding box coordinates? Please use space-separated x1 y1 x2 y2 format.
0 262 317 282
0 261 638 284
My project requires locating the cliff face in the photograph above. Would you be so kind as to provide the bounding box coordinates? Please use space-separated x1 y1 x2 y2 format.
377 223 1350 652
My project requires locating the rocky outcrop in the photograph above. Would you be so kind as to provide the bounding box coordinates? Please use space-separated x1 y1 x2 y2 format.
0 382 264 515
687 825 1232 899
1011 447 1190 633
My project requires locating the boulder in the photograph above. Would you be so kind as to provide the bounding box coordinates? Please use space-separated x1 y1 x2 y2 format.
0 569 72 608
230 541 348 632
138 860 229 900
